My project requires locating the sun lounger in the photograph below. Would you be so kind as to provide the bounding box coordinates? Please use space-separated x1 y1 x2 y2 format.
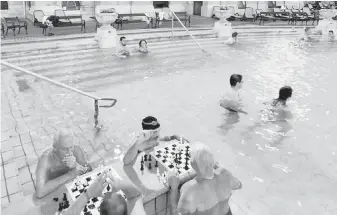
242 7 255 21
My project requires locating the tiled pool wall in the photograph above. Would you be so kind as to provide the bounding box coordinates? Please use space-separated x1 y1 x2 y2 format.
144 190 172 215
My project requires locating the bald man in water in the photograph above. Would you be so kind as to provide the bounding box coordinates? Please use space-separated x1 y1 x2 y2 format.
35 129 93 198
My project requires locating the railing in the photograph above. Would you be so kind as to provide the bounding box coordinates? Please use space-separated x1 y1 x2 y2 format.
1 61 117 130
170 11 206 53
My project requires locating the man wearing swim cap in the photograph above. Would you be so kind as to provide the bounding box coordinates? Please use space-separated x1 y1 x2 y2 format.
123 116 183 165
35 129 94 198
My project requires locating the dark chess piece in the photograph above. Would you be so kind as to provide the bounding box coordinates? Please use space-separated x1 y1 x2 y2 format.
58 203 63 212
155 161 158 167
144 154 148 161
88 204 95 209
63 193 67 201
53 197 58 202
141 156 144 162
140 164 144 171
148 162 152 170
84 205 88 212
148 155 152 161
92 197 99 203
107 184 111 191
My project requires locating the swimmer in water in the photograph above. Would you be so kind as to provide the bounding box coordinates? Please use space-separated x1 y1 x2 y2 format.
117 36 132 58
272 86 293 107
225 32 238 45
220 74 247 114
300 27 312 41
138 39 149 53
328 30 335 42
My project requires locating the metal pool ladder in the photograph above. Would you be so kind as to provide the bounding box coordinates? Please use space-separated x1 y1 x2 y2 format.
1 60 117 130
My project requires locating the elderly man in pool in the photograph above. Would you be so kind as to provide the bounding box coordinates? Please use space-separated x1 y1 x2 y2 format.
168 142 242 215
35 129 94 198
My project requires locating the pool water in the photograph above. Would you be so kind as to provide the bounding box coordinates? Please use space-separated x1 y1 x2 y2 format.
3 33 336 214
88 37 337 214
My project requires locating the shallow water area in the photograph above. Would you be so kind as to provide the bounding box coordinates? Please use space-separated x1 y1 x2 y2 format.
86 38 337 214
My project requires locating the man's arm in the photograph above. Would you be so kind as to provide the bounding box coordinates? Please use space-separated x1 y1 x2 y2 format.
35 152 75 198
73 145 95 172
116 179 142 200
123 139 142 166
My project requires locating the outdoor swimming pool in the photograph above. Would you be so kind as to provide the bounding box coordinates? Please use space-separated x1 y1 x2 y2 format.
89 37 337 214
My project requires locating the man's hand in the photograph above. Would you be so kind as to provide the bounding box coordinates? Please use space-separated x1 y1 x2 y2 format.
86 171 108 198
168 170 179 189
106 171 121 192
67 166 85 178
63 155 77 169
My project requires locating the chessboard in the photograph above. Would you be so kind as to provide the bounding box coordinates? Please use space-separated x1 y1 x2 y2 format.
150 138 192 176
64 166 126 215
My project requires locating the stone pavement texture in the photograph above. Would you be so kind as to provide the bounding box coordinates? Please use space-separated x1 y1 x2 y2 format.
0 66 123 208
1 15 308 41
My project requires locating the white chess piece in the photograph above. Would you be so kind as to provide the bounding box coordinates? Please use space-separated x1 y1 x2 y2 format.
156 167 160 177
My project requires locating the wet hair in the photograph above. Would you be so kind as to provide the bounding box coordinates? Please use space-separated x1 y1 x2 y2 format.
329 30 334 34
142 116 160 130
100 193 127 215
278 86 293 101
229 74 243 87
232 32 238 37
120 36 126 41
139 39 147 47
190 142 215 178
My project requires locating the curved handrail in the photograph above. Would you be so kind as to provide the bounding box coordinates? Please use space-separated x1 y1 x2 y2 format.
1 60 117 129
170 11 206 52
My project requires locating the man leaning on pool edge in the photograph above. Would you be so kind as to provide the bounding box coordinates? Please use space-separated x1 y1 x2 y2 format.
35 129 96 198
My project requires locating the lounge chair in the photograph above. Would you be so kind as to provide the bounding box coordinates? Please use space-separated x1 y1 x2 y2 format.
33 10 44 26
242 7 255 21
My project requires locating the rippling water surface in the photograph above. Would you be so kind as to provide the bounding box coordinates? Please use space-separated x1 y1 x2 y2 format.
83 38 337 214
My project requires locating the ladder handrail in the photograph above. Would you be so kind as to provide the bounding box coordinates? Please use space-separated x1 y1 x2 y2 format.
170 11 206 52
1 60 117 129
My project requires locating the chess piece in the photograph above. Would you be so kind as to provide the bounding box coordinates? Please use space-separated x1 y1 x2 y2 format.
141 156 144 162
144 154 148 161
63 193 67 201
156 167 160 176
148 155 152 161
148 162 152 170
155 161 158 167
140 163 144 171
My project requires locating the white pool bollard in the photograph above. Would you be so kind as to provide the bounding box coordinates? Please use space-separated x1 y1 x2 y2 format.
212 9 233 39
95 7 118 51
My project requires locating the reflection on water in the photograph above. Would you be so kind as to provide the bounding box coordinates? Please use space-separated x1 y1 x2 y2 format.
68 37 337 214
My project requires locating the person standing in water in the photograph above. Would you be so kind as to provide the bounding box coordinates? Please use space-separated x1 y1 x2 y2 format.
328 30 335 42
117 36 132 58
272 86 293 107
138 39 149 53
225 32 239 45
220 74 247 114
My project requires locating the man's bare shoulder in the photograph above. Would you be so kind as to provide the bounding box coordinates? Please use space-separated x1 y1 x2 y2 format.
180 179 198 193
37 149 54 169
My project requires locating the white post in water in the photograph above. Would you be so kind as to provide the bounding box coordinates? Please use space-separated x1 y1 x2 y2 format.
94 6 118 51
171 12 174 41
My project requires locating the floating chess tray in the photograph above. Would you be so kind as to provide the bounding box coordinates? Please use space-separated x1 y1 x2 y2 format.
150 138 192 176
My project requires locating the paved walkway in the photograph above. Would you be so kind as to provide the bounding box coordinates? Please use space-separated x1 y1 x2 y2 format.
1 15 306 41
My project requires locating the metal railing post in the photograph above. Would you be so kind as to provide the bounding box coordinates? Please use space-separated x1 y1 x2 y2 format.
1 61 117 130
170 11 206 52
171 12 174 40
